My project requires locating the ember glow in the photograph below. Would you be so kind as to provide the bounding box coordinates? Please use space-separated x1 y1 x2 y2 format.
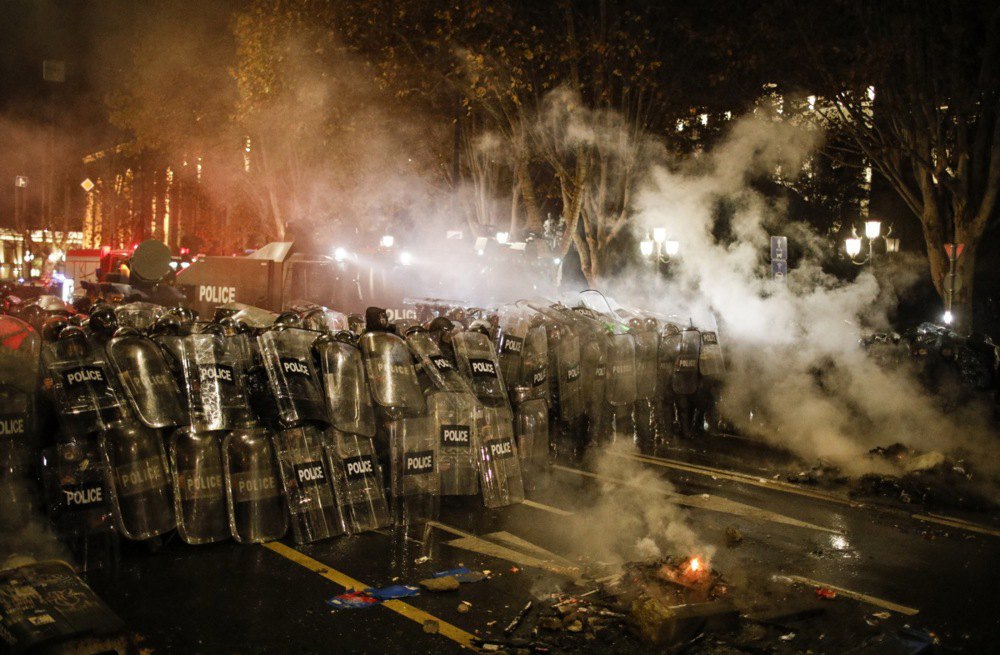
689 557 701 573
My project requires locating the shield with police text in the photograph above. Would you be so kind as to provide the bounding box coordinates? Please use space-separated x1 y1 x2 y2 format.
258 328 329 428
360 331 426 420
325 429 390 534
428 391 479 496
316 339 377 437
100 422 175 540
388 416 439 525
476 406 524 509
222 426 287 544
178 333 251 431
699 331 726 378
453 331 510 412
170 428 229 545
107 333 185 429
673 328 702 396
273 425 344 544
42 339 125 438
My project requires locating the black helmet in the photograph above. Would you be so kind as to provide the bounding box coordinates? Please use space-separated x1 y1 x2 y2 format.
58 324 88 343
426 316 453 334
150 314 182 336
365 307 390 332
404 323 426 337
643 317 659 332
274 311 302 328
68 313 89 328
628 317 643 332
166 305 197 323
41 315 69 342
112 326 141 339
213 306 239 323
71 296 93 315
88 305 119 335
467 319 491 336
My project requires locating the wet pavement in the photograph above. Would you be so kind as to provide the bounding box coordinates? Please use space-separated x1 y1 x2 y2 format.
81 439 1000 654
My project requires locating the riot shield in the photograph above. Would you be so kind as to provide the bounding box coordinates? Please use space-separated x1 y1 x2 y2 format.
633 329 660 400
554 331 583 422
453 331 510 412
512 390 549 489
100 422 174 540
169 428 229 544
325 429 390 534
0 316 40 395
496 306 530 389
427 391 479 496
114 302 163 331
43 438 115 560
406 331 468 394
41 336 125 438
178 333 251 432
699 331 726 378
316 338 377 437
606 333 638 406
388 416 439 525
222 426 288 543
673 328 702 396
107 333 185 429
579 334 609 444
258 328 329 428
476 406 524 508
273 424 343 543
360 331 426 420
299 306 349 334
522 324 550 404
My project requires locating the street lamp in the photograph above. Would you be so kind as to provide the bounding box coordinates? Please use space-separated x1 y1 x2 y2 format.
640 227 679 263
380 234 395 249
844 221 898 265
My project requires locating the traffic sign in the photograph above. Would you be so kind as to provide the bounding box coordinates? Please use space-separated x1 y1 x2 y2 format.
770 236 788 262
944 243 965 260
80 178 94 192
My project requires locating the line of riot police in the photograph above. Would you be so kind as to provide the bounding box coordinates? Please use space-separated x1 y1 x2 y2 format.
0 292 725 564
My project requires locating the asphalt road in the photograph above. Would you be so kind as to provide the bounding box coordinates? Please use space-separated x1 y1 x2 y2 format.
82 439 1000 654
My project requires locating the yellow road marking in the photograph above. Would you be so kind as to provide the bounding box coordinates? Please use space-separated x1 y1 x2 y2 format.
775 574 919 616
263 542 478 650
521 498 575 516
552 464 840 534
913 513 1000 538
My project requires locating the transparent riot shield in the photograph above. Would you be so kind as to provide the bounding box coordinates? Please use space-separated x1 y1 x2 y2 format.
476 406 524 508
273 424 343 543
427 391 479 496
0 388 38 532
522 325 550 404
606 333 637 406
579 335 609 444
633 330 660 400
316 338 377 437
496 307 530 389
100 423 174 540
169 428 229 544
360 331 426 419
300 306 349 334
554 332 583 422
222 426 288 543
258 328 329 428
453 331 510 412
178 333 251 432
43 438 115 564
512 389 549 489
388 416 439 525
699 331 726 378
114 302 164 331
107 333 185 429
42 338 125 438
406 331 468 394
325 429 390 534
673 328 702 396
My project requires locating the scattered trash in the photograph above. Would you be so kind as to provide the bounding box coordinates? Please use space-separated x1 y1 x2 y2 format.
368 585 420 601
725 526 744 547
815 587 837 600
432 567 471 578
413 555 431 565
510 566 520 573
458 601 472 614
422 619 439 634
504 601 533 635
779 632 796 641
326 590 380 610
873 611 892 620
419 576 460 592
